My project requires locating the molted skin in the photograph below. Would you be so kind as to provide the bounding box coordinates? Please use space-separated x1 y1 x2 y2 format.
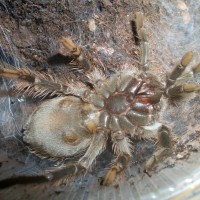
23 73 164 159
0 12 199 188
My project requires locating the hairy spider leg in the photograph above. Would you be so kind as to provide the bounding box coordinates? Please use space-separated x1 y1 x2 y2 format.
101 129 133 185
102 154 130 186
135 12 149 71
144 125 172 173
166 51 193 88
60 37 92 73
0 68 88 97
166 52 200 97
41 127 107 184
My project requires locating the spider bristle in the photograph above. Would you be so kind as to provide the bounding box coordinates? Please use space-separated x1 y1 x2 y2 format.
1 67 80 98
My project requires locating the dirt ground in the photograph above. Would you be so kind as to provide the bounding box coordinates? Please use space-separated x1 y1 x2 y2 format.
0 1 200 200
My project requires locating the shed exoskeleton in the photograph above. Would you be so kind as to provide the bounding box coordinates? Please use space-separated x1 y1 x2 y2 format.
0 12 200 188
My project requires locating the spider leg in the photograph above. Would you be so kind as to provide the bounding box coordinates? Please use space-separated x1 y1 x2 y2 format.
78 127 108 168
134 12 149 71
144 125 172 173
102 131 132 186
0 163 86 189
166 51 193 88
0 68 87 97
165 52 200 97
102 154 130 186
166 82 200 97
42 127 108 186
60 37 92 73
0 37 94 98
43 127 108 183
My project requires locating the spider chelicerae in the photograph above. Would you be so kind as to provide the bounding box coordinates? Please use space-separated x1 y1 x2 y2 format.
0 12 200 188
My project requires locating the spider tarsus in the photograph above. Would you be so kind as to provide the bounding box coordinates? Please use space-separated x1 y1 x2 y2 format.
166 83 200 97
166 51 193 88
102 154 130 186
60 36 92 73
180 51 193 67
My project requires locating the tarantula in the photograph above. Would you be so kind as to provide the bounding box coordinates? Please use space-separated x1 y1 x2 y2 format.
0 12 200 188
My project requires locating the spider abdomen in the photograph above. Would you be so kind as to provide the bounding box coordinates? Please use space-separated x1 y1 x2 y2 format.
23 96 97 159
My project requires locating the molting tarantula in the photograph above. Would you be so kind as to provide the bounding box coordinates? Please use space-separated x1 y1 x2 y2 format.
0 12 200 188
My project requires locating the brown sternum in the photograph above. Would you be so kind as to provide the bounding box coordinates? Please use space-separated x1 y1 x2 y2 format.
105 93 129 115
